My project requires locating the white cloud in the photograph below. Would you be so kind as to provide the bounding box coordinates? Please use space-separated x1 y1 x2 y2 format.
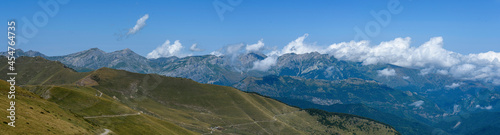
210 51 223 57
419 68 433 75
127 14 149 35
445 82 463 89
251 56 277 71
226 44 245 54
403 76 410 80
246 39 265 52
326 37 461 67
437 69 448 75
475 105 493 110
189 43 204 52
378 68 397 77
213 39 267 57
281 34 323 55
409 100 424 107
147 40 185 59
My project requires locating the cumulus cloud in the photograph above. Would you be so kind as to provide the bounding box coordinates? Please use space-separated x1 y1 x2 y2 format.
189 43 205 52
403 76 410 80
128 14 149 35
208 39 279 71
211 43 246 57
378 68 397 77
251 56 277 71
281 34 323 55
147 40 185 59
437 69 449 75
248 34 319 71
326 37 461 67
226 44 245 55
445 82 463 89
210 51 223 57
409 100 424 107
246 39 265 52
475 105 493 110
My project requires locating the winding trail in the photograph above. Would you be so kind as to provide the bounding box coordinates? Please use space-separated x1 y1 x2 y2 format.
100 129 111 135
83 112 141 119
203 110 301 134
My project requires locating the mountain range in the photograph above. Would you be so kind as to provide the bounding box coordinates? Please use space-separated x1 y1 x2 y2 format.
3 48 499 135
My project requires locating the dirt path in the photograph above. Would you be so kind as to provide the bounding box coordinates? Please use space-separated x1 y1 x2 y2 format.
203 110 301 134
83 112 141 119
100 129 111 135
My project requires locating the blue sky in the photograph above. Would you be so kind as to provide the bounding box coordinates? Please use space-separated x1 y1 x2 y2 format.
1 0 499 56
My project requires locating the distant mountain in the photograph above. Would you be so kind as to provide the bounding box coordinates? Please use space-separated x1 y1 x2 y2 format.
151 55 246 85
271 52 369 80
46 48 156 73
358 64 500 114
0 56 399 134
0 49 46 58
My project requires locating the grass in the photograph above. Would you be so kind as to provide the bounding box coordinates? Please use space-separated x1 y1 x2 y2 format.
89 67 399 134
0 80 100 134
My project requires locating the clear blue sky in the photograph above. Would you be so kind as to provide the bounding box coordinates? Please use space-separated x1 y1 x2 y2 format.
1 0 499 56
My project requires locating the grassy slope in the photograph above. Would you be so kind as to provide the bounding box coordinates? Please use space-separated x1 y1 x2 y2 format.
0 80 100 134
0 56 195 134
22 85 195 135
89 67 398 134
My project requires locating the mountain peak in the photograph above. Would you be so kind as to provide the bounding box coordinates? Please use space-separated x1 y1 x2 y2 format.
88 47 102 51
0 49 47 58
120 48 134 53
240 52 267 60
83 48 105 54
112 48 140 56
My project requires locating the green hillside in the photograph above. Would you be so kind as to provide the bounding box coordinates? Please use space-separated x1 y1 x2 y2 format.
86 67 399 134
0 80 100 134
